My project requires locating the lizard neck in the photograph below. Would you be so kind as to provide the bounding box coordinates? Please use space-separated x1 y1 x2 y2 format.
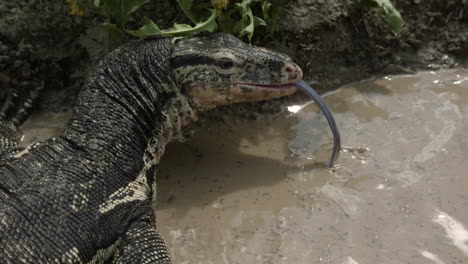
0 39 199 261
60 38 196 202
64 39 195 153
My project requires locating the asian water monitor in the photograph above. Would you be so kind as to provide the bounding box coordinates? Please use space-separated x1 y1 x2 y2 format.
0 33 302 263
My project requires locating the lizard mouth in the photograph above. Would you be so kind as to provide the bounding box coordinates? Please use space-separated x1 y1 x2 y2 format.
228 75 303 91
184 79 301 91
236 82 297 90
183 79 301 110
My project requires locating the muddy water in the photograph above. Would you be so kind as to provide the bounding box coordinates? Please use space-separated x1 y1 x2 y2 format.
20 70 468 264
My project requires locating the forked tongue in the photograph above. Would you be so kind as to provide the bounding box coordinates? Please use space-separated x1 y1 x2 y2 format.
294 80 341 167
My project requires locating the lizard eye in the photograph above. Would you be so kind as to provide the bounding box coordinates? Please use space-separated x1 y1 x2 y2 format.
218 59 235 70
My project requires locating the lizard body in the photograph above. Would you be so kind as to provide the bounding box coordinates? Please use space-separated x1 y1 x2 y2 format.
0 34 302 263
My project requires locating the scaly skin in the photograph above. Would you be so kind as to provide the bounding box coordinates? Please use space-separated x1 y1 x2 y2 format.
0 33 302 263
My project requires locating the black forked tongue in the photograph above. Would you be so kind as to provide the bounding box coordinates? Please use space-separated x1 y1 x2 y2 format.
294 80 341 167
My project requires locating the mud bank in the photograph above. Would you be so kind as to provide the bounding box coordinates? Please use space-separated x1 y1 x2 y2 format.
1 1 467 112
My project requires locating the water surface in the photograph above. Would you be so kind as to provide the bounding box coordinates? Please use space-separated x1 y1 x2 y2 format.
21 69 468 264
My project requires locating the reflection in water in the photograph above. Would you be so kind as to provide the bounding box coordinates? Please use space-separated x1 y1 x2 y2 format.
287 105 304 114
319 184 362 218
155 69 468 263
19 70 468 263
341 147 370 163
342 256 360 264
412 120 456 165
433 210 468 256
419 250 446 264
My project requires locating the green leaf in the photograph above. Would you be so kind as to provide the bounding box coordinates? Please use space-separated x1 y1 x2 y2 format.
217 18 231 34
216 5 239 34
162 8 218 35
103 0 150 27
253 16 267 27
378 0 403 33
128 9 218 38
176 0 197 23
236 1 256 41
126 17 162 38
101 22 125 41
354 0 403 34
258 0 287 33
177 0 193 12
261 1 272 20
171 36 187 44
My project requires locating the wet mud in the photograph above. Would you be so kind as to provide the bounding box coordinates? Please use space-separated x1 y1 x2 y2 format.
20 69 468 263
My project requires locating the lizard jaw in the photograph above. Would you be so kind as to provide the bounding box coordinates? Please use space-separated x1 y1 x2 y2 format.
184 81 299 111
235 82 297 91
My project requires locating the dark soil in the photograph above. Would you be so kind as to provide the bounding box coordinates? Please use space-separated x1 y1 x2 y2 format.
0 0 467 115
271 0 468 90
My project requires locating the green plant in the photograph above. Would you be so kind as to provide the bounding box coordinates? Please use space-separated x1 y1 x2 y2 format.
215 0 286 40
66 0 288 41
66 0 403 41
130 0 289 41
354 0 403 34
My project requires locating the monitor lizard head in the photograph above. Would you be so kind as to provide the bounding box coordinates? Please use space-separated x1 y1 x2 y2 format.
171 33 303 111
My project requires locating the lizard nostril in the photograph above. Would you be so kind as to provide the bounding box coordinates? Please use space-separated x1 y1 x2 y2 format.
285 66 294 73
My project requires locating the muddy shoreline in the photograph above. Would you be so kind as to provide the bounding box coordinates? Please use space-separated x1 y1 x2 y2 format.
0 1 466 113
